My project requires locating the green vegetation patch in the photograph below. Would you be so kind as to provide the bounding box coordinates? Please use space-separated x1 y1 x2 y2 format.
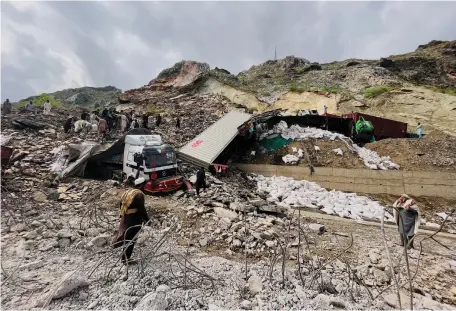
289 83 345 94
147 104 166 114
364 86 396 98
425 86 456 96
14 93 62 108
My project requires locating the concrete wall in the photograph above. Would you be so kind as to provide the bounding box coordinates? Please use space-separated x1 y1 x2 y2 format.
235 164 456 199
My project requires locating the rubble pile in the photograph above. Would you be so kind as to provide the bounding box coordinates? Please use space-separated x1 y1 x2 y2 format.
270 121 400 170
151 93 244 148
367 131 456 172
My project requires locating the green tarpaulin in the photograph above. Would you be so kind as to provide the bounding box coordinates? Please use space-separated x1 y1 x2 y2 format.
260 134 293 150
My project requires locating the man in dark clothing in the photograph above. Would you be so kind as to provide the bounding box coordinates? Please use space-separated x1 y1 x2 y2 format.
194 167 207 196
176 116 181 128
112 189 150 264
2 99 12 115
156 114 162 127
142 114 149 129
81 110 89 121
63 116 75 133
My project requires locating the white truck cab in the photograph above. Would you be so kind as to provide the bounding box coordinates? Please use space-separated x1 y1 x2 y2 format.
123 134 178 182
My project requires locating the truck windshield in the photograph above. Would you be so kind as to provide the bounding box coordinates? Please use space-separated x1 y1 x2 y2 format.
143 148 176 168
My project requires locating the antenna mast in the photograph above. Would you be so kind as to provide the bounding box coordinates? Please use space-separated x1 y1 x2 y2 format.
274 46 277 60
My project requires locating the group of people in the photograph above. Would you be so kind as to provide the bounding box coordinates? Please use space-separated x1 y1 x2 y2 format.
1 99 52 115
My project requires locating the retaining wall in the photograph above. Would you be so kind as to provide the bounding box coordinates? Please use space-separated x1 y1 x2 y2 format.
235 164 456 199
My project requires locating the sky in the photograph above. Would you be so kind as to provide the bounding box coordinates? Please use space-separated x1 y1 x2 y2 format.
1 1 455 102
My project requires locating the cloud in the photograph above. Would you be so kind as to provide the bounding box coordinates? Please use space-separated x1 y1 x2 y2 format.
1 1 455 101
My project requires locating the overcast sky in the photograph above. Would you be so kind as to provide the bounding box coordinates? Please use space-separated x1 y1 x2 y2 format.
1 1 455 101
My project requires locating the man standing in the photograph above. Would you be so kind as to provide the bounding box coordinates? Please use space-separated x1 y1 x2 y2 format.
142 114 149 129
416 123 423 138
2 99 12 115
112 189 150 265
43 100 51 115
176 116 181 129
25 101 35 112
98 117 108 142
194 167 207 196
120 113 128 134
156 114 162 127
393 194 420 249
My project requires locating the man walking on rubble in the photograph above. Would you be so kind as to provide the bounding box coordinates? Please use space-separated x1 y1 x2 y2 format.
2 99 12 115
194 167 207 196
98 116 108 142
112 188 150 265
393 194 420 249
176 116 181 129
156 113 162 127
43 100 51 115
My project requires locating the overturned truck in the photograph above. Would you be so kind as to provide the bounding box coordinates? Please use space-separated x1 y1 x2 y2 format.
55 129 185 194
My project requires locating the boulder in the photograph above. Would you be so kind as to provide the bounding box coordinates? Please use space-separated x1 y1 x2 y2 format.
134 291 167 310
58 238 71 248
308 223 325 234
33 191 47 202
88 235 111 248
313 294 330 308
240 300 252 310
214 207 237 221
47 271 89 301
248 275 263 295
384 291 411 309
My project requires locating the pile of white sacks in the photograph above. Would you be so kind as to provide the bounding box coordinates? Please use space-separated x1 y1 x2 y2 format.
273 121 399 170
257 175 395 222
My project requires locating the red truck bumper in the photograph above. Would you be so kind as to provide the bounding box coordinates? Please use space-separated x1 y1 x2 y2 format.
143 176 184 194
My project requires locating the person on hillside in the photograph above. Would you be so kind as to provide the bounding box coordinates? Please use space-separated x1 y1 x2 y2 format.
392 194 420 249
323 105 328 115
2 99 12 115
43 100 51 115
416 123 423 138
112 188 150 265
142 114 149 129
25 101 35 112
63 116 76 133
98 117 108 141
120 113 128 134
130 118 139 130
81 110 90 121
176 116 181 129
155 114 162 127
194 167 207 196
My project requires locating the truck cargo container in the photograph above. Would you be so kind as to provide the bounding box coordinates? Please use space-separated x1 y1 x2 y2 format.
341 113 407 140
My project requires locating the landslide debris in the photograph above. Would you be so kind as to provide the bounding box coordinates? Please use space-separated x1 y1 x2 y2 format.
366 131 456 172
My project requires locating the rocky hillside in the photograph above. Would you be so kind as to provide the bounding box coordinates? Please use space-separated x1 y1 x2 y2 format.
15 86 121 109
118 40 456 135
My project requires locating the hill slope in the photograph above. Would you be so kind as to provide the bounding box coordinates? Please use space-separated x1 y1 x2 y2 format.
15 86 121 109
120 40 456 134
